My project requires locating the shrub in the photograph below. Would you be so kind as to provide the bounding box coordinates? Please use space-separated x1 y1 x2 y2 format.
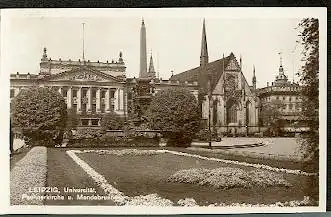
147 88 200 147
11 87 67 147
100 111 124 131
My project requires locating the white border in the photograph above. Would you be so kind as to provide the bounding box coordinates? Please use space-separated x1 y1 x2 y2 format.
0 7 327 214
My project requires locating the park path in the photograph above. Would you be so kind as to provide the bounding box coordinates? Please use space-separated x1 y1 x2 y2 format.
192 137 303 160
46 148 116 205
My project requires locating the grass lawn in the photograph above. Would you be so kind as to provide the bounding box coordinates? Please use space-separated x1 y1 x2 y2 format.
75 148 311 206
46 148 116 205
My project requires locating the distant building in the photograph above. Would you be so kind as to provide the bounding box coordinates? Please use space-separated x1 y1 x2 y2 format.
256 58 303 133
10 48 127 127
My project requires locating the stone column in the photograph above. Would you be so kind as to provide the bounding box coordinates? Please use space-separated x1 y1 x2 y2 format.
119 88 124 110
87 87 92 113
105 88 110 113
96 88 101 113
77 87 82 114
114 88 119 111
67 87 72 109
88 119 92 126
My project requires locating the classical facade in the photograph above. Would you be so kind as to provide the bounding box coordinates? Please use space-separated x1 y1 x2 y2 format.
171 20 260 136
10 48 127 127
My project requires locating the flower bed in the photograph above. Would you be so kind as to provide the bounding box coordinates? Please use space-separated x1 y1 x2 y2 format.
64 148 315 207
10 146 47 205
167 167 291 189
73 149 163 156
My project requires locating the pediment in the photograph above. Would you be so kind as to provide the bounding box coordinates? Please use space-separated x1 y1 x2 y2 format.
46 68 120 83
225 59 240 71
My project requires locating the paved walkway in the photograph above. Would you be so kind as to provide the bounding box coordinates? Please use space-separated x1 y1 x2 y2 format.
192 137 303 160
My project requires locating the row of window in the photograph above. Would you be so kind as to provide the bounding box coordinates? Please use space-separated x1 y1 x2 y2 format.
10 88 116 99
71 104 115 114
264 95 299 102
61 88 115 99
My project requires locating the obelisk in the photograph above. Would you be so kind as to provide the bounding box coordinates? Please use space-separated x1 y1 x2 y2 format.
139 19 147 78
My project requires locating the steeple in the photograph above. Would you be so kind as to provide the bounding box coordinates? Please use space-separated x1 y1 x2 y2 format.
200 19 209 67
148 53 156 77
41 47 48 61
252 65 256 90
140 18 147 78
275 52 288 85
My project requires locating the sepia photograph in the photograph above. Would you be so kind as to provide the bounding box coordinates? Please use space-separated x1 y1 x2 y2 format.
1 8 326 214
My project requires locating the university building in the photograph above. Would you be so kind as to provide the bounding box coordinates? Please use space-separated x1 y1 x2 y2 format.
10 18 302 135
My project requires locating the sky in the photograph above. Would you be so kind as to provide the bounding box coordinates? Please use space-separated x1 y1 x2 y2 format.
1 9 307 88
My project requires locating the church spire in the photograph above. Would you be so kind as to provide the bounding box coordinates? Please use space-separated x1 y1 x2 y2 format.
140 18 147 78
200 19 209 67
252 65 256 90
148 53 156 76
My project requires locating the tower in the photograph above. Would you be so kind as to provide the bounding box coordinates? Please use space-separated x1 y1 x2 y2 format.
200 19 209 67
252 65 256 90
139 18 147 78
148 54 156 78
41 47 48 61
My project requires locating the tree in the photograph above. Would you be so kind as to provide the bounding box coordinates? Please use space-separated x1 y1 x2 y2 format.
147 88 200 147
100 111 124 131
297 18 319 200
260 99 285 136
11 87 67 147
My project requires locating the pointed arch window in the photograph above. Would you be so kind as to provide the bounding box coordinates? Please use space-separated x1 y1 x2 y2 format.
226 99 237 124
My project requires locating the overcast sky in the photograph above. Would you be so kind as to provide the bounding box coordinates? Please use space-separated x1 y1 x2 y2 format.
2 9 308 88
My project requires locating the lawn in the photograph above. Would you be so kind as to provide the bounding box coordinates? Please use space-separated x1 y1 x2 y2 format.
70 148 311 206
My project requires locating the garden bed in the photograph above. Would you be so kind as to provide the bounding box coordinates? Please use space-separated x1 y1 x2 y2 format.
74 148 312 206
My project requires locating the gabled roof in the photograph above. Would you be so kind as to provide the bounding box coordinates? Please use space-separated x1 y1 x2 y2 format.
170 53 233 91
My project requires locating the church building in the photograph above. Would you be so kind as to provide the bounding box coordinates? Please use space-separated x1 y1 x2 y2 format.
170 20 260 136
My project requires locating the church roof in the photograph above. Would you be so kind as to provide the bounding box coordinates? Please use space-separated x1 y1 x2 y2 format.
170 53 233 91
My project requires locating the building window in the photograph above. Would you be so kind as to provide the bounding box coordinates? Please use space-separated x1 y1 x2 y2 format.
111 104 115 111
73 89 77 97
62 88 67 97
10 89 15 98
289 104 293 110
289 96 292 102
72 104 77 113
101 104 105 113
92 89 96 98
92 104 96 113
226 100 237 124
82 89 87 97
91 119 99 126
101 90 106 98
110 91 115 98
81 104 86 114
81 119 89 126
283 96 285 100
276 96 279 100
